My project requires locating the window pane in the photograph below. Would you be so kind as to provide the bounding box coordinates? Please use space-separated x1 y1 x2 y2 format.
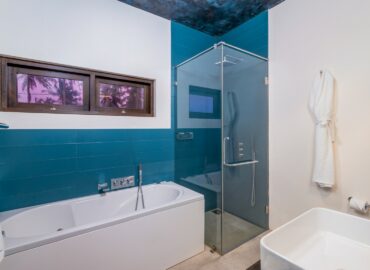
188 85 221 119
189 94 214 113
16 74 84 106
98 82 145 110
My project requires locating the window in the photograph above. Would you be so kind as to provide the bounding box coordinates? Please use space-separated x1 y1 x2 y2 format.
17 74 84 106
189 85 220 119
6 64 90 113
93 76 153 116
189 94 214 114
0 56 154 116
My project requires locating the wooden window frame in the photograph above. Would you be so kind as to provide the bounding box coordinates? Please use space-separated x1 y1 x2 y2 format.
0 55 155 117
93 75 153 116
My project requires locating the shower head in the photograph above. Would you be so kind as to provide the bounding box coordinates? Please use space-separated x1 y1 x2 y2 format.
215 55 244 67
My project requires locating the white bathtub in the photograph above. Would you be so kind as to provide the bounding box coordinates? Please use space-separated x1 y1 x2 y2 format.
0 182 204 270
261 208 370 270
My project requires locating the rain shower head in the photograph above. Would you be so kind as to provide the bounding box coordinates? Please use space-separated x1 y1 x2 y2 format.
215 55 244 67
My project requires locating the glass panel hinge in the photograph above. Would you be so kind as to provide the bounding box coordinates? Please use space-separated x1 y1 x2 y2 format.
265 205 269 214
264 76 269 86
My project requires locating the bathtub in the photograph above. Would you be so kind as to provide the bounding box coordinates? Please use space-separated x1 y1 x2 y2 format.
0 182 204 270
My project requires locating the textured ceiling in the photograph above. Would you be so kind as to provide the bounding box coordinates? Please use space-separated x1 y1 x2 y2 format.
118 0 284 36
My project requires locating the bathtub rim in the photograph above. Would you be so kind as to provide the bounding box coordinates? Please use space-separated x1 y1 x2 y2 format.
260 207 370 269
1 182 204 256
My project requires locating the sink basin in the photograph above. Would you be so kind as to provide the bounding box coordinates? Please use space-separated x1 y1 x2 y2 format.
261 208 370 270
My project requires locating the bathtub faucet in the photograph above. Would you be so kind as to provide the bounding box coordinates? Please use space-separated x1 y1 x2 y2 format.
135 162 145 211
98 182 109 194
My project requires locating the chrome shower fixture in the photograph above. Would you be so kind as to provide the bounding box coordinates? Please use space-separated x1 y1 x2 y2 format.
215 55 244 66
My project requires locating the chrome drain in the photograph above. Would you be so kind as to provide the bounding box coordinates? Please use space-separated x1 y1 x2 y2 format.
210 245 217 253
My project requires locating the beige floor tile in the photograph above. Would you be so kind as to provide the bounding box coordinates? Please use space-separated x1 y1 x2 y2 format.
169 232 269 270
205 210 265 253
169 246 220 270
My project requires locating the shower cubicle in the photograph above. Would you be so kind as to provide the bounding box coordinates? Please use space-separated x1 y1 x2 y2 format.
175 42 269 254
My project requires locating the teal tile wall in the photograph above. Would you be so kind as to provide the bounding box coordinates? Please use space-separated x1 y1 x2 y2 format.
175 129 221 179
0 129 174 212
171 22 218 66
175 129 221 211
221 11 268 57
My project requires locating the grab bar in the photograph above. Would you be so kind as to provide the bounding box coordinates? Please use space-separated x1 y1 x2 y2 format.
223 137 259 167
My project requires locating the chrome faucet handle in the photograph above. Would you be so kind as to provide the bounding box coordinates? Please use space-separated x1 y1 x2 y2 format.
98 183 109 193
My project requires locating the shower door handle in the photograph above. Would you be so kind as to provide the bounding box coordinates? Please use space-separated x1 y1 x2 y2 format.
223 137 259 167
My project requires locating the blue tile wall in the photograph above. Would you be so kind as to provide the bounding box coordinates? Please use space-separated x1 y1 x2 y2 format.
175 128 221 212
171 21 217 67
0 129 174 212
221 11 268 58
175 129 221 178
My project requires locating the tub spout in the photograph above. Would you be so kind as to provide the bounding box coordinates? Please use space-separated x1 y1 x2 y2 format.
98 182 109 194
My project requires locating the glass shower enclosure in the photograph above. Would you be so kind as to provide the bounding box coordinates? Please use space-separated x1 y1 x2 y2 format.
175 42 268 255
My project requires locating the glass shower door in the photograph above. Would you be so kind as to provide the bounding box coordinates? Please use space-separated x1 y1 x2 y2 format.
221 45 269 254
175 46 223 253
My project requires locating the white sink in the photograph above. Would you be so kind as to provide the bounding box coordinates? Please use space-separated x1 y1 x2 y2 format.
261 208 370 270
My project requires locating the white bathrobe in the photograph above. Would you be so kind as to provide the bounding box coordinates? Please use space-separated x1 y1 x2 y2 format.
309 70 335 188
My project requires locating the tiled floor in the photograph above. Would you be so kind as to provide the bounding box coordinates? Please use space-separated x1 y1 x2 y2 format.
205 210 266 253
169 233 267 270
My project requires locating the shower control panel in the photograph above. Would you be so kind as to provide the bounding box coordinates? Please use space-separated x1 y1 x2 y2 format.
111 176 135 190
238 142 246 160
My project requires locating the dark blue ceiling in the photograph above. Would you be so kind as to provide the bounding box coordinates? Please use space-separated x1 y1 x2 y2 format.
118 0 284 36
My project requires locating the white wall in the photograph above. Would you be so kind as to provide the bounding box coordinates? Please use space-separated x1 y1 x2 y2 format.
269 0 370 228
0 0 171 129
